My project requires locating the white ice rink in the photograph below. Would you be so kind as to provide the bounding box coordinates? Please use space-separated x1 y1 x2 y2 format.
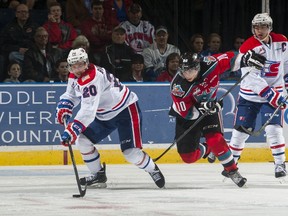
1 163 288 216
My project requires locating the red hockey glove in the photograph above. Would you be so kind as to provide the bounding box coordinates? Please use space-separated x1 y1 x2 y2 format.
56 99 74 125
61 121 84 146
259 87 287 109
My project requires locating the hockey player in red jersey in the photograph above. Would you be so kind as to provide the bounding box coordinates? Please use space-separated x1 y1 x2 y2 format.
227 13 288 179
169 50 265 187
56 48 165 188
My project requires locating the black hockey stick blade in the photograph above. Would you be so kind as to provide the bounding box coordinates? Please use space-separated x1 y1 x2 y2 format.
239 126 261 136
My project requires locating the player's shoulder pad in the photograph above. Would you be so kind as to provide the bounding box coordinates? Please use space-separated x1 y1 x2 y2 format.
270 32 288 42
239 36 261 53
77 64 96 86
68 73 76 79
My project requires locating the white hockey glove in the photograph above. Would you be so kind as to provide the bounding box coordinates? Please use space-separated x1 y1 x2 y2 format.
241 50 266 70
199 100 222 115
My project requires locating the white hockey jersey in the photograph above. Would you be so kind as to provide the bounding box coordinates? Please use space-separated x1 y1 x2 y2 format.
142 43 181 71
60 64 138 128
234 32 288 103
120 20 155 53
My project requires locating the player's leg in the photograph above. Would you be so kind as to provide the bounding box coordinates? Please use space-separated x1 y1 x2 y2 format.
204 113 247 187
261 104 286 178
229 97 260 163
77 118 116 186
174 116 207 163
118 102 165 188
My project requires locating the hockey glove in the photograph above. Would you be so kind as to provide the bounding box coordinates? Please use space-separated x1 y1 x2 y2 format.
284 74 288 93
61 121 84 146
241 50 266 70
259 87 287 109
56 99 74 125
199 100 222 114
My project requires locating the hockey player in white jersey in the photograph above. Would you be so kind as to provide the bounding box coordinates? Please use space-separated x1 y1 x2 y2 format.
228 13 288 178
56 48 165 188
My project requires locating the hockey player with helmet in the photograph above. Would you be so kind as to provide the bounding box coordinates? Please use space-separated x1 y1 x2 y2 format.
228 13 288 179
56 48 165 188
169 50 265 187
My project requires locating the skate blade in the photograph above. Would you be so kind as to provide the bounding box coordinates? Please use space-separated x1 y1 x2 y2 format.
87 182 107 189
222 177 229 182
276 177 287 184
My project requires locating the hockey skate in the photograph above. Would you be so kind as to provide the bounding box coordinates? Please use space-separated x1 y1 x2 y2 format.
275 163 286 179
148 164 165 188
227 169 247 187
80 163 107 188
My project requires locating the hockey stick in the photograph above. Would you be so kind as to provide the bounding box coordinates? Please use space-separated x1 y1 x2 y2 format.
64 120 87 198
240 94 288 136
153 71 250 162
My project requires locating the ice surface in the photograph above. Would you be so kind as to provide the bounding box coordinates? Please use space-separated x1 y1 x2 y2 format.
0 163 288 216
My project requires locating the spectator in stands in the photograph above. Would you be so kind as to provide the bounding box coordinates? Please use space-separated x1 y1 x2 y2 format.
99 26 134 81
189 34 204 56
65 0 91 32
142 25 180 81
0 0 20 9
72 34 98 64
201 33 222 56
156 52 180 82
22 26 62 82
0 3 39 66
51 58 68 82
124 53 148 82
43 2 78 57
3 61 21 83
120 3 154 54
72 35 90 51
103 0 133 23
81 0 118 64
231 36 245 52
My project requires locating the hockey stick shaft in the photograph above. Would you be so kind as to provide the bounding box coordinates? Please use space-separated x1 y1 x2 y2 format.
64 121 87 197
241 94 288 136
153 111 209 162
153 71 250 162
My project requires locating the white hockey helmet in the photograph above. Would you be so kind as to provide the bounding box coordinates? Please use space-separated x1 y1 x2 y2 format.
67 48 89 66
251 13 273 35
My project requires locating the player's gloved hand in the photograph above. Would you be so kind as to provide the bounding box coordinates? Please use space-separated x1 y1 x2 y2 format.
199 100 222 114
56 99 74 125
241 50 266 70
284 74 288 93
61 121 83 146
260 87 287 109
